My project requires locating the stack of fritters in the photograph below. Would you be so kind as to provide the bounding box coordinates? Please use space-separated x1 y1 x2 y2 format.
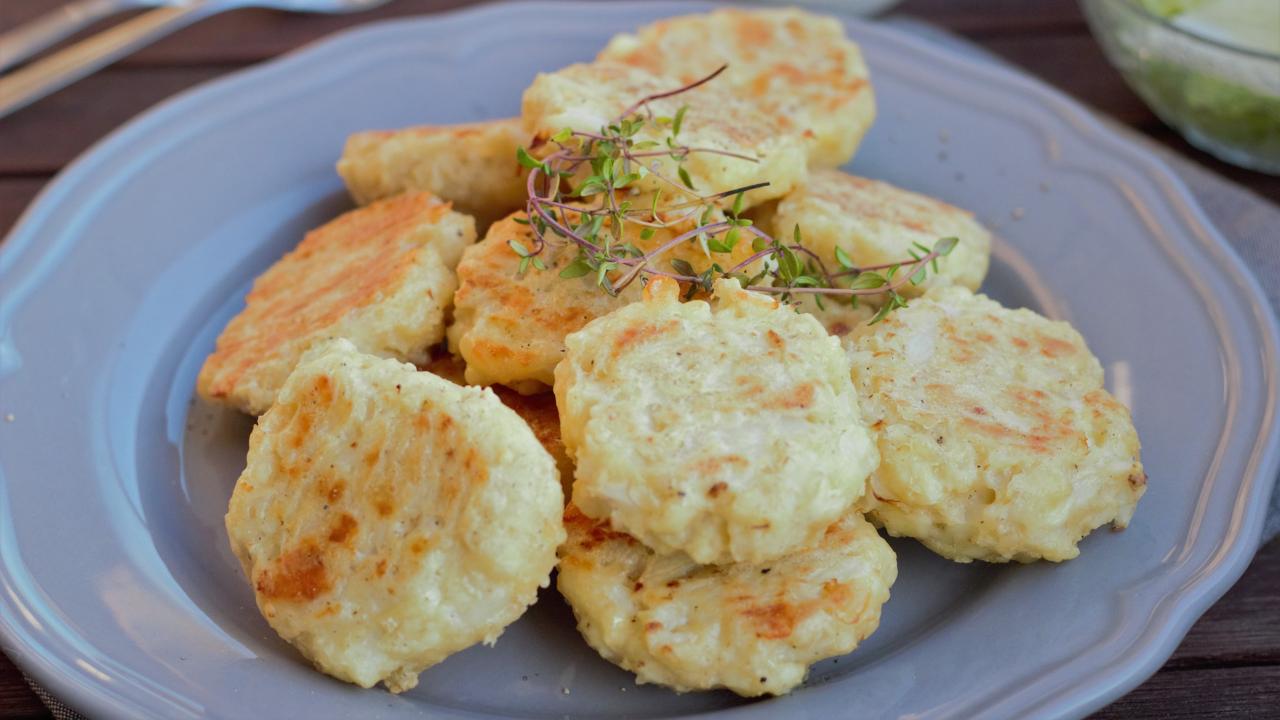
552 278 894 696
199 5 1144 699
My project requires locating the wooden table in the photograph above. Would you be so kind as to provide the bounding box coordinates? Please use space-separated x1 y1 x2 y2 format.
0 1 1276 717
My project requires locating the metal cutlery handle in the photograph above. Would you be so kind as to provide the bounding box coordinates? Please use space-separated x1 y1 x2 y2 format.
0 3 215 120
0 0 141 73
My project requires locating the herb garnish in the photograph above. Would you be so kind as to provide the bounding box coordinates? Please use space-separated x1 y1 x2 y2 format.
516 65 958 322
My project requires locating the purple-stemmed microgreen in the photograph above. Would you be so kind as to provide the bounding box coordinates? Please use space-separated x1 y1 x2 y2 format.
514 65 959 322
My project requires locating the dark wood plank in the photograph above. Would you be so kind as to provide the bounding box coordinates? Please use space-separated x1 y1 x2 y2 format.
897 0 1087 35
1 0 1084 70
0 66 242 174
0 178 48 236
1168 537 1280 668
4 1 473 67
979 34 1158 126
1091 665 1280 719
0 653 45 720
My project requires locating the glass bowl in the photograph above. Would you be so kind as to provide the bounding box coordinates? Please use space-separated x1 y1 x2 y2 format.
1082 0 1280 174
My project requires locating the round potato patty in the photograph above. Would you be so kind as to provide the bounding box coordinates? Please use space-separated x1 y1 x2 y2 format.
225 339 564 692
555 276 879 565
598 7 876 168
337 118 529 231
849 287 1146 563
770 170 992 300
447 210 761 395
558 506 896 696
197 191 475 415
522 60 807 211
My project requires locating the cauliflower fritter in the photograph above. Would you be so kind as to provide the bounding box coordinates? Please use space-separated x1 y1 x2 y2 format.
198 192 475 415
225 340 564 692
770 171 992 299
598 7 875 167
791 294 876 341
555 277 879 565
337 119 529 230
419 348 573 495
447 211 760 394
522 61 807 209
558 506 896 696
491 387 574 498
849 287 1146 563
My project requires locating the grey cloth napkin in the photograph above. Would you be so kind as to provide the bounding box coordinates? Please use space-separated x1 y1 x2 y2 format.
18 13 1280 720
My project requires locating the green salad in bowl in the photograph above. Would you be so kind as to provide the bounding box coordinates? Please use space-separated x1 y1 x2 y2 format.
1083 0 1280 174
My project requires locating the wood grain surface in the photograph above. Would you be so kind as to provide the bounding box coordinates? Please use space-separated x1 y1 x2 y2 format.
0 0 1277 717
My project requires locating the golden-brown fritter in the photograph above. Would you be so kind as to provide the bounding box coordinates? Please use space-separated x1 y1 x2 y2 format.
770 170 992 300
849 287 1145 562
419 347 573 493
522 61 807 209
492 387 574 497
598 8 875 167
558 506 896 696
790 294 877 341
225 340 564 692
447 210 761 394
555 277 879 565
337 119 530 230
197 192 475 415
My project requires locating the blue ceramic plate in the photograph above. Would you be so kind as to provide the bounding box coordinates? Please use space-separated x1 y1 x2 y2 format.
0 2 1277 718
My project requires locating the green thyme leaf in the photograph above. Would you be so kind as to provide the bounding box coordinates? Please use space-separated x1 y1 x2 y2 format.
935 236 959 256
707 236 733 254
870 293 909 324
848 272 887 290
778 246 804 280
834 246 856 270
516 147 543 170
616 172 642 188
670 258 696 277
508 239 531 257
678 166 696 190
723 227 740 251
551 128 573 144
870 302 894 325
560 259 591 279
673 105 688 137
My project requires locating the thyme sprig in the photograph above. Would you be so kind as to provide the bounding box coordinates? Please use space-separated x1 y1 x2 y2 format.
515 65 959 322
